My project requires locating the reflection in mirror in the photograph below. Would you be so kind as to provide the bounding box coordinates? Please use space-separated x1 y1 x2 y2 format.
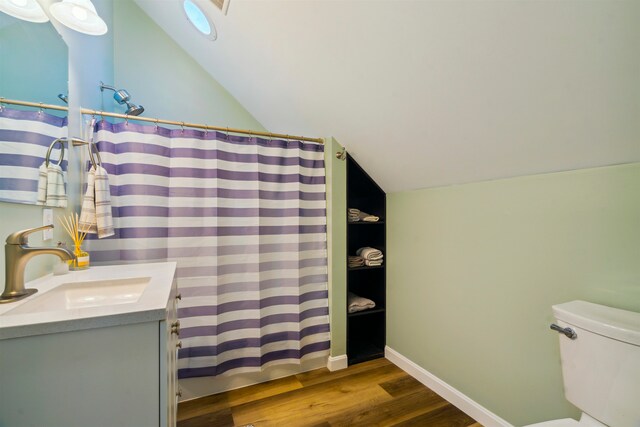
0 108 68 205
0 9 69 205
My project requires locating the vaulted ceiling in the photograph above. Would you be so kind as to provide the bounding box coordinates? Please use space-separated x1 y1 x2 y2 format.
135 0 640 193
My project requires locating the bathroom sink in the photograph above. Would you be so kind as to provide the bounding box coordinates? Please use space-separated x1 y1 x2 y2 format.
0 262 176 341
6 276 151 315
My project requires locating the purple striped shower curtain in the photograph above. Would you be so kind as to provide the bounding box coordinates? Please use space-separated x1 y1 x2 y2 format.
84 120 330 377
0 108 67 204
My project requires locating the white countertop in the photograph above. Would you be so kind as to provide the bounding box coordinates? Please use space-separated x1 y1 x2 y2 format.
0 262 176 340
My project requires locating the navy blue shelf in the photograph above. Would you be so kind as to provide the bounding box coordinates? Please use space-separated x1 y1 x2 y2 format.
346 154 386 366
348 265 384 271
348 221 385 225
348 307 385 318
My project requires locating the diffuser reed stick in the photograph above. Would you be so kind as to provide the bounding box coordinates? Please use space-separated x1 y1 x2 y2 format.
59 212 88 247
59 213 90 270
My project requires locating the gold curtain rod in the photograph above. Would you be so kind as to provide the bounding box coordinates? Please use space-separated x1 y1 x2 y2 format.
0 97 324 144
0 98 68 112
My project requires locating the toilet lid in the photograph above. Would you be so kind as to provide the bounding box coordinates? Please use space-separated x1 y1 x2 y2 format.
524 419 580 427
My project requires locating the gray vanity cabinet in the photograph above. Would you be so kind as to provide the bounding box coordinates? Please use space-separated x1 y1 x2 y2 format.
0 280 179 427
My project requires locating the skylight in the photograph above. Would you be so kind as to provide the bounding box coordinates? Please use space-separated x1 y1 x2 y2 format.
183 0 217 40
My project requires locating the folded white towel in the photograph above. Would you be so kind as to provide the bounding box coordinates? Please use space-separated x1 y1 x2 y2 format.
348 292 376 313
348 208 379 222
360 211 379 222
348 255 365 268
365 259 383 267
79 165 114 238
36 162 67 207
356 247 383 261
348 208 360 222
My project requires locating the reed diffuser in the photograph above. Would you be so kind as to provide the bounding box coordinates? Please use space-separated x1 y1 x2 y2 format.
59 213 90 270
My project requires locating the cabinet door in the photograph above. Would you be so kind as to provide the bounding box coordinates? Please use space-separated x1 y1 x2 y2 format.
160 278 179 427
1 323 159 427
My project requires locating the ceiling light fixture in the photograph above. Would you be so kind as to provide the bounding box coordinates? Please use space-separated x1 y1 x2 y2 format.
183 0 216 40
0 0 49 23
49 0 107 36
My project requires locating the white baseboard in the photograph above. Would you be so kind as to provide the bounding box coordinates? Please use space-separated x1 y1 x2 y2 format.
385 346 513 427
327 354 348 371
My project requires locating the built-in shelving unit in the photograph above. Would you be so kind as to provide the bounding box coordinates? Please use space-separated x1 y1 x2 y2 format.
346 154 386 365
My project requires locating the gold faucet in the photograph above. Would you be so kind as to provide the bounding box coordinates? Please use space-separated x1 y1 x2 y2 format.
0 225 75 304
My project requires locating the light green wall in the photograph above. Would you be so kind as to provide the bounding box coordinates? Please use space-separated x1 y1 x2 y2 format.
112 0 264 130
325 138 347 356
387 162 640 426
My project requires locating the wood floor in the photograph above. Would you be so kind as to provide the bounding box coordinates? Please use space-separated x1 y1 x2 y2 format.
177 358 482 427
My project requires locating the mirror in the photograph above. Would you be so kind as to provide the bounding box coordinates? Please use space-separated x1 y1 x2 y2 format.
0 9 69 205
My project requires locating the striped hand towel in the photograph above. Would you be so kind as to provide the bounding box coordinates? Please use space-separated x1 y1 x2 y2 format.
36 162 67 207
36 163 48 205
79 166 114 238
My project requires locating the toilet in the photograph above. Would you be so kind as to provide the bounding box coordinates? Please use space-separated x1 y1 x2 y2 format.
525 300 640 427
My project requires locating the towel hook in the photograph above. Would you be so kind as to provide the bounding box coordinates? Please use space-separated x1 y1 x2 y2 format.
86 116 100 169
87 141 102 169
85 116 96 142
45 138 65 168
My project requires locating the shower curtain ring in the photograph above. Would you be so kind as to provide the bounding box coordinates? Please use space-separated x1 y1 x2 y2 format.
38 103 44 115
155 118 159 131
181 122 185 133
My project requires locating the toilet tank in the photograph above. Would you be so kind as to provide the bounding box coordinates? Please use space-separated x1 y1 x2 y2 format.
552 301 640 427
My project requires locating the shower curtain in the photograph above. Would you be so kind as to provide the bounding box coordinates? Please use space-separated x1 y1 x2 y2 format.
85 119 330 378
0 108 67 204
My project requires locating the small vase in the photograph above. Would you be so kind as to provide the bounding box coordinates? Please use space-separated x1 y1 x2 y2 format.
70 243 90 270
